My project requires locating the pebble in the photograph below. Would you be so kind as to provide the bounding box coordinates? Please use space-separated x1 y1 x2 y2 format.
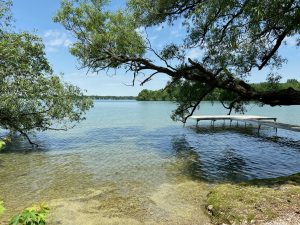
207 205 213 211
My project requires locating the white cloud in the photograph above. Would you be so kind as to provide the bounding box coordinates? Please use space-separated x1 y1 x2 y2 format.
285 36 300 46
155 25 163 31
171 29 182 38
135 27 158 43
177 23 184 30
186 49 203 59
135 27 149 41
135 27 144 34
43 30 74 52
149 35 158 41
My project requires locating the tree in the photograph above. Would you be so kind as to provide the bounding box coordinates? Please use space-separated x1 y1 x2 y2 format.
0 0 12 33
55 0 300 122
0 1 93 145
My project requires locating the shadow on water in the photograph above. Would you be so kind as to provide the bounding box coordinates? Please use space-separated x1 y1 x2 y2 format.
240 172 300 187
191 124 300 150
169 136 206 180
184 125 300 182
215 147 248 182
1 136 49 154
167 130 250 183
132 125 300 183
260 135 300 150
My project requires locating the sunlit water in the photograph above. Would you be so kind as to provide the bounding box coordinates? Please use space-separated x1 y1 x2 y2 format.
0 101 300 224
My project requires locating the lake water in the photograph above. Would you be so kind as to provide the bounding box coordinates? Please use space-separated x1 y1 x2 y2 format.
1 101 300 224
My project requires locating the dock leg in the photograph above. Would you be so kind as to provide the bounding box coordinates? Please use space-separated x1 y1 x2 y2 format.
196 120 199 126
230 120 232 127
245 122 246 128
258 125 261 134
274 118 277 136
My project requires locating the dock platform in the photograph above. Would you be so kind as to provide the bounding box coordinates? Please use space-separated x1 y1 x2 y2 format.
190 115 300 133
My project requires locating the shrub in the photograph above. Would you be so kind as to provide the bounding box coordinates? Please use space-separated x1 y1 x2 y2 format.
9 203 49 225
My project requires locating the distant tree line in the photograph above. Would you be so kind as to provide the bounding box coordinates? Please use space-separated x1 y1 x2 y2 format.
87 96 136 100
136 79 300 102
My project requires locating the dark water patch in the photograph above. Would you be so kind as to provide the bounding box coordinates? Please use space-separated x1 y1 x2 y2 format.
1 137 49 154
169 136 207 181
180 126 300 182
257 135 300 150
130 124 300 182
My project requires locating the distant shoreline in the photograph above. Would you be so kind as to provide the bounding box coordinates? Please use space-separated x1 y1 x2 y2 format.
86 96 136 100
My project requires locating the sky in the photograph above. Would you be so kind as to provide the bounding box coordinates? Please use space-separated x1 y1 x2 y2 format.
11 0 300 96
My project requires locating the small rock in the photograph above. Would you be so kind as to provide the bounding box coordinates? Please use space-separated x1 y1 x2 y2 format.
251 219 256 224
207 205 213 211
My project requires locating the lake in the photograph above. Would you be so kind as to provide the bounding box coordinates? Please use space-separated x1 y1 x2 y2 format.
1 101 300 224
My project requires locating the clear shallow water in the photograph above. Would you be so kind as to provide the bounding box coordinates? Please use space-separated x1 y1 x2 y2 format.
0 101 300 224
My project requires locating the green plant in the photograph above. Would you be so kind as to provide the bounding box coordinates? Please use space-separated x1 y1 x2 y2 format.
0 140 6 151
0 200 5 216
9 203 49 225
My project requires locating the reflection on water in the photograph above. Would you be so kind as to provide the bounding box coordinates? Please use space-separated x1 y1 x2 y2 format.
0 101 300 224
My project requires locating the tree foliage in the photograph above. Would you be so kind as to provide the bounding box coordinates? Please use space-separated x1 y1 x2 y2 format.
138 80 300 101
0 1 93 145
55 0 300 122
54 0 145 72
0 0 12 32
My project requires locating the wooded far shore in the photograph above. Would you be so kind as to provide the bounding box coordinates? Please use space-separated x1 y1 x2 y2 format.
86 79 300 101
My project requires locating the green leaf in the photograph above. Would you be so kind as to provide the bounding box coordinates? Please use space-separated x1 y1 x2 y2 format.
0 200 5 216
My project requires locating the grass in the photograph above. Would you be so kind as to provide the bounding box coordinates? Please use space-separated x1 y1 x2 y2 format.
207 173 300 224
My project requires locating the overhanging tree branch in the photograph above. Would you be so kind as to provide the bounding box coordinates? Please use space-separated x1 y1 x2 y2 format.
55 0 300 122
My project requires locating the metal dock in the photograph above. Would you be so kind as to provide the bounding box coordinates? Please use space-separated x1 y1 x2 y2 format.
190 115 300 133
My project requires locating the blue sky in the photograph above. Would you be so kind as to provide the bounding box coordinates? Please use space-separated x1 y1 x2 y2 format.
11 0 300 96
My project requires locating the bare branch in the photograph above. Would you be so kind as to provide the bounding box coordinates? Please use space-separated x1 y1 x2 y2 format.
18 130 38 147
140 71 159 86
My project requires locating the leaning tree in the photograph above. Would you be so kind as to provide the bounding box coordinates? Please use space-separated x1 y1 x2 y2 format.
0 0 93 145
55 0 300 122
